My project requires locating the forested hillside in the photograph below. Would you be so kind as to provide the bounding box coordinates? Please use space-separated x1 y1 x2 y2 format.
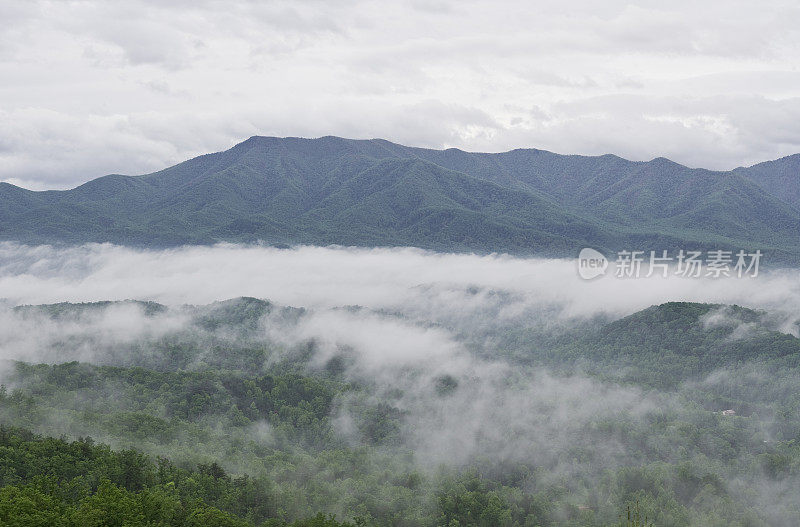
0 427 354 526
1 299 799 525
1 136 799 261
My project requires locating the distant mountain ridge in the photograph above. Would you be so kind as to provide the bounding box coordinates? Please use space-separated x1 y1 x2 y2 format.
1 136 799 261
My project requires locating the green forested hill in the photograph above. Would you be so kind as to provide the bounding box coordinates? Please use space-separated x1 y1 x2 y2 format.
2 299 800 525
0 427 355 527
544 302 800 388
1 136 800 260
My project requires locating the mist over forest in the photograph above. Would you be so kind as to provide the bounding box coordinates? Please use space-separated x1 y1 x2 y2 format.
1 243 799 525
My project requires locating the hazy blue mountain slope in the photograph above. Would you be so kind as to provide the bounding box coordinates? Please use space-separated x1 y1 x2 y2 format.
735 153 800 210
1 136 799 259
407 148 800 245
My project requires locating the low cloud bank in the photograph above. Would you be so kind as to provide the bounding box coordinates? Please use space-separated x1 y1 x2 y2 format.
2 242 800 321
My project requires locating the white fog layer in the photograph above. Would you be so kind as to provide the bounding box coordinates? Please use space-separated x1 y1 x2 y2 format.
1 242 799 320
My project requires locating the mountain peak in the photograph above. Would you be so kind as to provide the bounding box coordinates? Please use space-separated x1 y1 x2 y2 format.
647 156 683 168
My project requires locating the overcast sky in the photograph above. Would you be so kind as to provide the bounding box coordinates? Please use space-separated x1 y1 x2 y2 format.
2 0 800 189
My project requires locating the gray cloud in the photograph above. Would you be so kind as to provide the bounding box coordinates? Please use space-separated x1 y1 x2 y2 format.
2 0 800 188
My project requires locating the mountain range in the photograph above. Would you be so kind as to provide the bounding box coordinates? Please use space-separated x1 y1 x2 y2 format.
2 136 799 261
